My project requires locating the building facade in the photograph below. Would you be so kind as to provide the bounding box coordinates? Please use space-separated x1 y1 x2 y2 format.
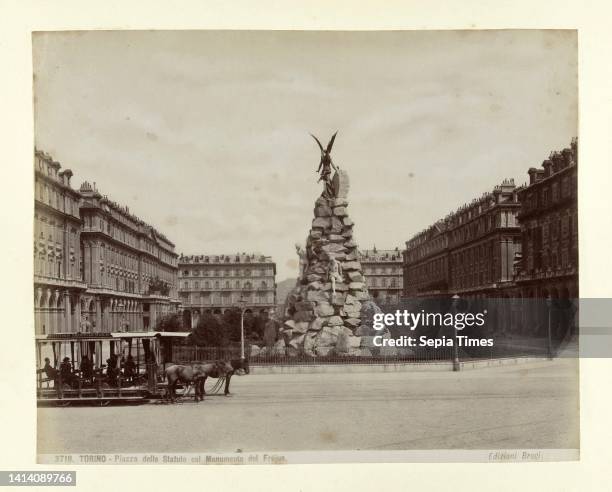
34 150 180 335
359 247 403 305
78 182 180 332
403 221 450 297
401 140 578 337
178 254 277 328
34 151 88 334
403 178 522 299
514 139 578 299
446 179 522 297
512 139 578 336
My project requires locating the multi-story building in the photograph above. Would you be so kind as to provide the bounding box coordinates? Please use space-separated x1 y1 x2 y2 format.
514 139 578 335
515 139 578 298
403 220 450 297
178 254 277 328
401 140 578 337
446 179 522 297
403 178 522 298
359 247 403 305
78 182 180 332
33 150 180 335
34 150 88 334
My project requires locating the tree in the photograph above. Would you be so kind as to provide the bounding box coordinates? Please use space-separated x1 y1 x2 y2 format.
251 313 267 341
154 313 183 332
220 309 261 342
189 312 228 347
221 308 242 343
148 276 170 296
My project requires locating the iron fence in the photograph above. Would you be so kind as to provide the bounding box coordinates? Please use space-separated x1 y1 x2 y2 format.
171 338 554 366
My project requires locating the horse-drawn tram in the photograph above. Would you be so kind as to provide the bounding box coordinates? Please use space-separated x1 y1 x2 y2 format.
35 331 190 406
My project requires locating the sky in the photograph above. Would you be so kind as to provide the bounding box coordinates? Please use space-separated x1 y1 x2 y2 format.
33 30 577 281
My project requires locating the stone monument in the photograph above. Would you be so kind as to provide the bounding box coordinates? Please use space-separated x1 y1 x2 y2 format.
281 132 377 357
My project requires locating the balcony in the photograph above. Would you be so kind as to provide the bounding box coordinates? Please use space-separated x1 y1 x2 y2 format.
516 265 577 282
179 285 272 293
34 274 88 290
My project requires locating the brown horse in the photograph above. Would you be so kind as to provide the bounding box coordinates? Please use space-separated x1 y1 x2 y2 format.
200 359 249 397
165 361 230 402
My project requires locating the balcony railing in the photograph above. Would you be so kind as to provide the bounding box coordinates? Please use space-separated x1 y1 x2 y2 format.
516 265 577 281
179 286 273 292
33 274 88 289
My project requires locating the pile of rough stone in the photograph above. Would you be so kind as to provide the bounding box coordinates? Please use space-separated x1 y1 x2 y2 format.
272 174 385 357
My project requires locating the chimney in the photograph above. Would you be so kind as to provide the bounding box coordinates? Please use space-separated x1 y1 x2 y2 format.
551 152 564 173
562 148 572 167
527 167 538 185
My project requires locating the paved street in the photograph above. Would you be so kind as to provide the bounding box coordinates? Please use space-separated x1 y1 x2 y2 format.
37 359 579 453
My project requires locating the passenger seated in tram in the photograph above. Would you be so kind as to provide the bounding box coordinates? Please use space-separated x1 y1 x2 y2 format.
79 355 94 382
105 356 119 386
40 357 58 382
60 357 76 385
123 354 136 383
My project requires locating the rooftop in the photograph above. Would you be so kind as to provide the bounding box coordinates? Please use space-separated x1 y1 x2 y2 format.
406 178 519 248
80 181 174 247
179 253 275 265
360 247 402 262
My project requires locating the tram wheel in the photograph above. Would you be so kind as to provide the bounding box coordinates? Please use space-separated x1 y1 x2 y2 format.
99 400 110 407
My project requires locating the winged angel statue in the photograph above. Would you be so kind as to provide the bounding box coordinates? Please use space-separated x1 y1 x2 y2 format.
310 131 339 198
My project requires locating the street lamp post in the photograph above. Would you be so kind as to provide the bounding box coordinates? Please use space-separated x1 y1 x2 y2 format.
237 294 248 360
451 294 461 372
546 295 553 360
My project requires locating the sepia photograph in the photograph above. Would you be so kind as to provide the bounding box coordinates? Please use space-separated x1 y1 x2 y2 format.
32 29 579 464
